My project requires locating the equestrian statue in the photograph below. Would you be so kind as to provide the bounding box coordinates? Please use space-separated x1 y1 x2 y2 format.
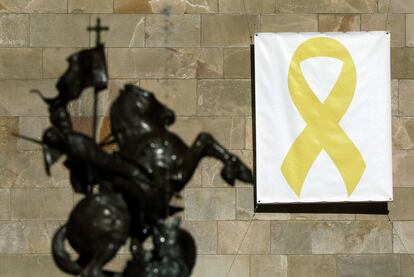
18 18 253 277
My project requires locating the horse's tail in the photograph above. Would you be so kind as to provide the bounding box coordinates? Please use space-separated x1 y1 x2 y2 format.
52 224 82 275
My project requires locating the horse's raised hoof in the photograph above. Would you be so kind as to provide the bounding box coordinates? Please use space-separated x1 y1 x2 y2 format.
221 156 254 186
238 167 253 184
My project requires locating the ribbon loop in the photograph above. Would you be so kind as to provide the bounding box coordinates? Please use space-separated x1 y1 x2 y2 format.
281 37 366 197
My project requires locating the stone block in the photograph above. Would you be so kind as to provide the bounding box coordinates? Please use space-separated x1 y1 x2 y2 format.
197 80 251 116
393 117 414 150
272 220 392 254
260 14 318 32
319 15 360 32
0 0 67 13
310 221 392 254
181 220 217 254
171 116 245 149
278 0 377 13
406 14 414 47
201 15 258 47
194 48 223 78
0 255 68 276
399 80 414 116
108 48 223 79
185 188 235 220
43 48 82 79
115 0 218 14
389 188 414 219
191 255 249 277
401 254 414 277
218 220 270 254
114 0 153 13
361 14 405 47
11 188 72 219
271 221 312 254
219 0 275 14
183 0 218 13
69 0 114 13
0 151 69 188
0 117 17 151
182 0 218 14
140 79 197 116
90 15 145 47
391 48 414 79
236 187 254 220
30 15 90 47
287 255 336 277
392 79 398 116
187 167 202 187
379 0 414 13
393 221 414 253
250 255 287 277
0 49 42 79
0 189 9 220
0 15 29 47
146 15 200 47
392 150 414 187
337 255 400 277
224 48 251 79
17 117 49 151
0 221 63 254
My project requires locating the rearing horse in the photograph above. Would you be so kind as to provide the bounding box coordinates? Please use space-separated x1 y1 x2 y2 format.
110 84 253 194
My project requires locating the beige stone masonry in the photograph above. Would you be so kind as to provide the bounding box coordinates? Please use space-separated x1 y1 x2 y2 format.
115 0 218 14
91 14 145 47
0 0 413 275
69 0 114 14
319 15 361 32
219 0 276 14
0 0 67 14
0 15 29 47
362 14 405 47
30 14 90 47
146 14 200 47
11 188 73 219
261 14 318 32
279 0 378 13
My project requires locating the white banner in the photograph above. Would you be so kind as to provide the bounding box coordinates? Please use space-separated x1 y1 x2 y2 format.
254 32 392 203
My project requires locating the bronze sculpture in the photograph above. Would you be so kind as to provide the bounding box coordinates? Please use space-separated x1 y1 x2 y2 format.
19 19 253 277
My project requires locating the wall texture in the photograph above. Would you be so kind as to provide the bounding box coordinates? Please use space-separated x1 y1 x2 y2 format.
0 0 413 276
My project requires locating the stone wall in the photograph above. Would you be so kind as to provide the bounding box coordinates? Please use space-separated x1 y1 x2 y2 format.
0 0 413 276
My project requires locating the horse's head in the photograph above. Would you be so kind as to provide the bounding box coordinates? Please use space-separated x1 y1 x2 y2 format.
128 84 175 126
110 84 176 145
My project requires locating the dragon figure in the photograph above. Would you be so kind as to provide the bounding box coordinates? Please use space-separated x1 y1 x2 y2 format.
18 19 253 277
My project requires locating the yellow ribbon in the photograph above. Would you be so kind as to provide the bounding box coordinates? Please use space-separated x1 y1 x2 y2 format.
281 37 366 197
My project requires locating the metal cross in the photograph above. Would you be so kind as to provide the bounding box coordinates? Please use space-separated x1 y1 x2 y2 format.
88 18 109 46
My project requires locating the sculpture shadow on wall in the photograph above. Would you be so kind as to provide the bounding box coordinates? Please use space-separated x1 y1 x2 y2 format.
16 18 253 277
